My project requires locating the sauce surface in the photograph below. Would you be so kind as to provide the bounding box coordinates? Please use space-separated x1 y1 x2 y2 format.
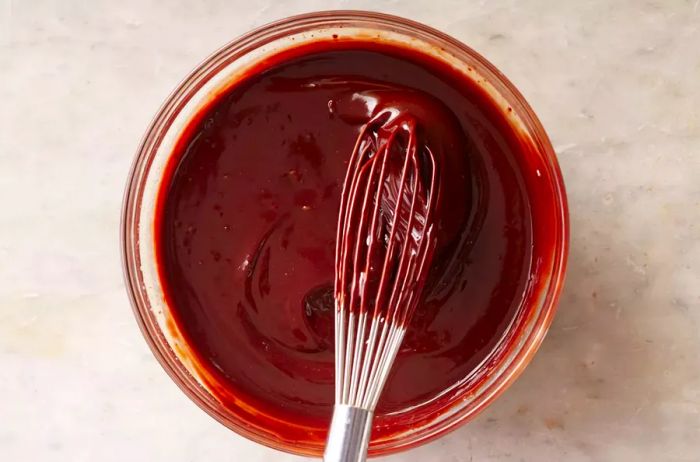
156 41 537 444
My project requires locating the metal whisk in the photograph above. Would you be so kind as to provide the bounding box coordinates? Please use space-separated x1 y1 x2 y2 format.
324 109 441 462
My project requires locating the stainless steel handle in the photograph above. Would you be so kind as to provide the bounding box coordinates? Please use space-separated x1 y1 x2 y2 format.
324 405 374 462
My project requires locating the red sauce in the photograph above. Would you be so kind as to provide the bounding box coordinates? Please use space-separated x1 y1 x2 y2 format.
155 40 550 446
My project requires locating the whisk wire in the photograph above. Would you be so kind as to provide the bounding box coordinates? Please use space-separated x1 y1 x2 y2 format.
347 152 384 403
336 133 375 404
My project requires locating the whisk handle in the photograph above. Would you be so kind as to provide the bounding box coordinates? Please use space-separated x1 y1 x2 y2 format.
324 405 374 462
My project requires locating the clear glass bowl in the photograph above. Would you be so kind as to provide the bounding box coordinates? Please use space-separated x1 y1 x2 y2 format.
121 10 568 457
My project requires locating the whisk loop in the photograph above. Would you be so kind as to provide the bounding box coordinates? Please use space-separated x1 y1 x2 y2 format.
325 109 441 462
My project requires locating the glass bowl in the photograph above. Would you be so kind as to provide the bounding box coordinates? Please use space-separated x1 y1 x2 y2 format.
121 10 568 458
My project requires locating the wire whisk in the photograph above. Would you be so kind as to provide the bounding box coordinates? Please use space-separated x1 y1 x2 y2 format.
324 108 441 462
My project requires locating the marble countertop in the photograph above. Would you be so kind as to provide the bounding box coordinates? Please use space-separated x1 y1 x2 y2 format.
2 0 699 460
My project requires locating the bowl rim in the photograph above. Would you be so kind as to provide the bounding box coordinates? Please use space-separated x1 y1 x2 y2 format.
121 9 569 457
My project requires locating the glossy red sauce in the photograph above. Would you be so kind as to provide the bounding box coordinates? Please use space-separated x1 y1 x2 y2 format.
156 40 548 446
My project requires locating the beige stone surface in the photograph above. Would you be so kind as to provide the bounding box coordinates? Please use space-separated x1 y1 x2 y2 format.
1 1 698 460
